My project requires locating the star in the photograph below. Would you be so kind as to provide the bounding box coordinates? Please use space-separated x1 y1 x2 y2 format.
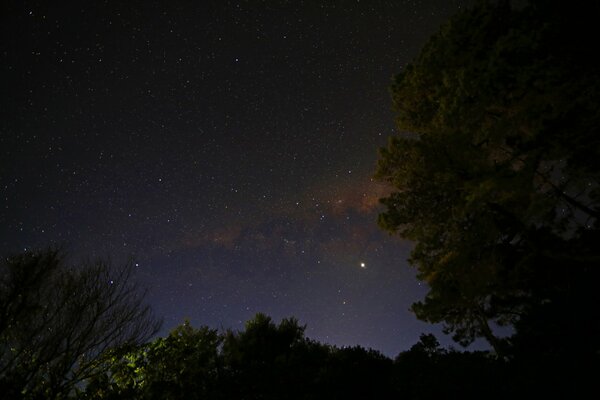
360 262 366 268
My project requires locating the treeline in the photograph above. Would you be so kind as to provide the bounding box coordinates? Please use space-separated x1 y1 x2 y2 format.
75 315 600 399
0 245 508 400
0 249 592 399
0 248 584 400
0 249 493 400
83 314 507 400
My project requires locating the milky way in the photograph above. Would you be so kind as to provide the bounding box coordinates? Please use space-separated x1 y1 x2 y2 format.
1 0 475 356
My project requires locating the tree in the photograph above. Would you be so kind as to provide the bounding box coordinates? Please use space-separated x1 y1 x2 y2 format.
220 313 313 400
86 314 328 400
320 345 393 400
376 0 600 357
84 314 398 400
86 320 222 400
393 334 507 400
0 248 161 399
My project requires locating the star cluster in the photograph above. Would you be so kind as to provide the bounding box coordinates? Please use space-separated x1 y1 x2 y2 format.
1 0 472 356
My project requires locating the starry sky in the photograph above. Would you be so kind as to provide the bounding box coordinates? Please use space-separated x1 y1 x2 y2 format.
1 0 475 357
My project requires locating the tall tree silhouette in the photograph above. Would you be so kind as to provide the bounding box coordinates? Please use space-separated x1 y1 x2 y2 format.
376 0 600 359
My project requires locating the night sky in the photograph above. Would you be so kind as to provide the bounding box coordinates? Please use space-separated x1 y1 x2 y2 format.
1 1 476 357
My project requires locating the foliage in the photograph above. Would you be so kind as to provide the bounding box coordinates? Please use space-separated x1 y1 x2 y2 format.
375 0 600 359
84 315 542 399
0 248 161 399
393 334 508 400
220 313 313 399
83 313 400 400
85 320 221 400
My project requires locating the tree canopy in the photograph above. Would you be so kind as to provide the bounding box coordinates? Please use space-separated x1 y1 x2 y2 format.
84 313 399 400
82 314 511 400
0 249 579 398
376 0 600 358
0 248 161 399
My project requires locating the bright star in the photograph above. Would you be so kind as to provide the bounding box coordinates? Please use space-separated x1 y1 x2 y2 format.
360 262 366 268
